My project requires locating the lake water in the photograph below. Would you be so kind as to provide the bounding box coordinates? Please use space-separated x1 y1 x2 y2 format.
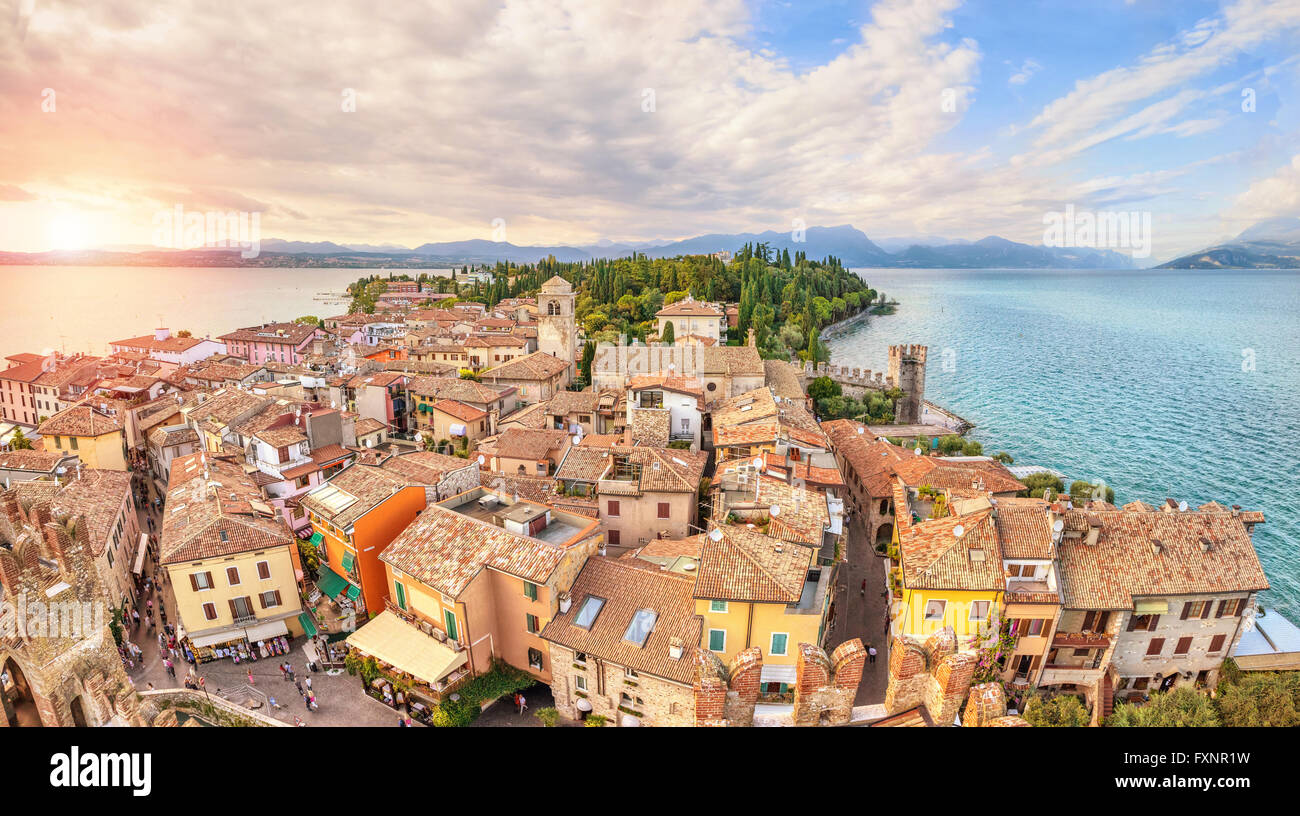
0 266 407 357
829 268 1300 622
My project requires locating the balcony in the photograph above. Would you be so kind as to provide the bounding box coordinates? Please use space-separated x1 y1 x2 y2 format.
1052 631 1112 649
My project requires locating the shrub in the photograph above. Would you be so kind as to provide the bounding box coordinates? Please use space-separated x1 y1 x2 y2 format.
961 440 983 456
1215 671 1300 727
1023 694 1090 727
535 707 561 727
1108 687 1218 727
937 434 965 455
1018 471 1065 500
585 713 608 727
430 698 477 728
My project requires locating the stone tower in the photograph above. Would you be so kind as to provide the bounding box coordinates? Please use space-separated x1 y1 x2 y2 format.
887 344 927 425
537 275 577 373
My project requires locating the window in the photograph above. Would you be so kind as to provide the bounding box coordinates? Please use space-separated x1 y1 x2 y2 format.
1128 613 1160 632
574 596 606 629
709 600 728 614
191 571 214 591
443 609 458 641
924 600 946 621
1174 636 1192 655
526 613 540 634
1082 610 1111 632
1133 676 1150 690
523 581 538 601
708 629 726 652
608 530 620 547
770 632 789 656
528 648 544 670
230 596 254 619
1072 648 1091 657
394 582 407 610
1146 637 1165 656
574 651 587 665
259 590 283 609
657 502 670 519
607 500 620 517
1181 601 1209 620
1209 634 1226 653
969 601 990 621
277 446 289 463
202 602 217 621
256 561 271 580
623 609 657 647
575 675 587 692
69 437 78 450
625 667 638 679
226 566 241 586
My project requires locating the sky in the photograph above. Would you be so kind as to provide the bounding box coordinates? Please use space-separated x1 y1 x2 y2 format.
1 0 1298 263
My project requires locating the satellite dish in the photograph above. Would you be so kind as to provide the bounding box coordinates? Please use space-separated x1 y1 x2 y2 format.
477 455 486 465
769 504 781 517
1178 500 1188 512
856 427 864 434
752 456 763 470
1052 519 1064 532
913 447 922 456
709 528 723 542
953 524 965 538
667 362 676 371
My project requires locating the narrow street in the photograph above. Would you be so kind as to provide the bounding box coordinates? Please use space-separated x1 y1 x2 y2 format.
825 509 888 705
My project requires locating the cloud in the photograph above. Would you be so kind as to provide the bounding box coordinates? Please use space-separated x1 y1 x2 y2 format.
1233 154 1300 221
1008 58 1040 86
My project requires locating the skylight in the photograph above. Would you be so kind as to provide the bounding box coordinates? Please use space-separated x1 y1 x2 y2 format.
622 608 657 647
574 595 606 629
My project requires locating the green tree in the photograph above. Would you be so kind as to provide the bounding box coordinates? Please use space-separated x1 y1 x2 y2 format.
1108 687 1218 727
660 320 675 345
9 429 33 450
1215 671 1300 727
993 451 1014 464
535 707 561 727
807 376 841 402
294 315 320 325
962 440 984 456
1018 472 1065 500
937 434 965 455
297 539 320 582
1023 694 1090 727
1069 480 1115 505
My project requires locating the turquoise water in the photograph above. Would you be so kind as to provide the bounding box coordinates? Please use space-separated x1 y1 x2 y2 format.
828 268 1300 621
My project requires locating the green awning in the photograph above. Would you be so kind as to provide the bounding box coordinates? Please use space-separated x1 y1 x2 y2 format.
346 584 361 601
317 566 347 599
341 551 356 573
298 613 319 637
309 531 323 547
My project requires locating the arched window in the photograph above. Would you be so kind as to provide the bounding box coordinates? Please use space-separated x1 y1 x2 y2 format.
547 301 560 316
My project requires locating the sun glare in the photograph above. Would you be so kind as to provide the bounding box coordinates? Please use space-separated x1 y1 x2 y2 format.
46 212 90 250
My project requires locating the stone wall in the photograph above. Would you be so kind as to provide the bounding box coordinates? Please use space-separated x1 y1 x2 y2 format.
546 643 695 726
883 627 976 726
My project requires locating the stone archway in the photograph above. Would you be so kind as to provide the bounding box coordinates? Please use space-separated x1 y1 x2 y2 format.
874 522 894 546
1 657 42 727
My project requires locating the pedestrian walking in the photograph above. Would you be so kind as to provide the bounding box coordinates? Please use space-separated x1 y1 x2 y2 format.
404 716 413 727
286 663 295 681
398 717 407 727
279 662 287 680
304 676 312 692
867 644 877 664
248 669 255 686
860 578 866 597
518 693 527 715
295 679 303 696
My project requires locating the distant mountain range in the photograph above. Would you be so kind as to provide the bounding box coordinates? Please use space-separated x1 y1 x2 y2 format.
1157 217 1300 269
24 219 1300 269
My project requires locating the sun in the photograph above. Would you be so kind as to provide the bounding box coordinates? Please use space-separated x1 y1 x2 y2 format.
46 212 91 250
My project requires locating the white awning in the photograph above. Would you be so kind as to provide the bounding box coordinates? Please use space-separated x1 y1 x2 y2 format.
760 664 797 684
449 423 467 437
132 534 149 575
189 629 246 648
243 618 290 642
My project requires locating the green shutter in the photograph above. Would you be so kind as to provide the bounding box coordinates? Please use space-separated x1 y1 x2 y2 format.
524 581 538 601
444 609 458 641
709 630 725 652
772 633 788 655
395 582 407 610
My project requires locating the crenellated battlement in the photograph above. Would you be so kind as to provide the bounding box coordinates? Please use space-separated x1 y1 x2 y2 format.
802 361 896 389
888 343 928 364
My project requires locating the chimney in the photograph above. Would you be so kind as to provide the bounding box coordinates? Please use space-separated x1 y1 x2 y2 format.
1150 537 1163 555
1084 513 1101 546
1231 505 1241 517
668 637 684 661
1199 536 1214 553
155 328 171 341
